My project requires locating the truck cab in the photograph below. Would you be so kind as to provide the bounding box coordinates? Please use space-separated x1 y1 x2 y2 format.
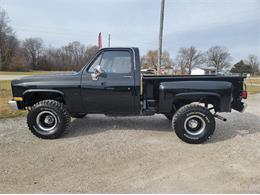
80 48 141 114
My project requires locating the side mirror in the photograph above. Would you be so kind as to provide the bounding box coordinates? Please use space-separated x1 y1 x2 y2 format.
91 65 106 80
94 65 102 75
91 72 98 80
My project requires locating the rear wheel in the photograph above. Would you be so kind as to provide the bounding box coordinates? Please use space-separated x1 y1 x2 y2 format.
27 100 71 139
172 104 215 144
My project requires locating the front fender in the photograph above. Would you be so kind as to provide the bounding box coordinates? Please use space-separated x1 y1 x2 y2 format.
23 89 65 106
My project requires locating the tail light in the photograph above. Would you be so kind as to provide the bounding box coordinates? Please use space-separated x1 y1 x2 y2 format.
242 91 247 99
242 81 247 99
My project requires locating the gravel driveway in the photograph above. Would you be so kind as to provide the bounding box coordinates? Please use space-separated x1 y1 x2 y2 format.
0 94 260 193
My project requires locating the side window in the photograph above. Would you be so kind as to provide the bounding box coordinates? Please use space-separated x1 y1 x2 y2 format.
88 54 102 72
88 51 132 74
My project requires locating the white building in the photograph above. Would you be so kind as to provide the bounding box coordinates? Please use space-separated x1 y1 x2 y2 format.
191 67 216 75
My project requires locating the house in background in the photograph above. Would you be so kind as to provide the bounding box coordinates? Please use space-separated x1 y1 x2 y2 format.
160 65 174 75
141 68 156 75
141 66 218 75
191 66 216 75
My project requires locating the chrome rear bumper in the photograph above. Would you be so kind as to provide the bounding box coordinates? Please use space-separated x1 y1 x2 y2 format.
241 103 247 113
8 100 18 110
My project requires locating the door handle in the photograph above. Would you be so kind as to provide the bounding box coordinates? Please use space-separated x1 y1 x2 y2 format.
123 75 132 78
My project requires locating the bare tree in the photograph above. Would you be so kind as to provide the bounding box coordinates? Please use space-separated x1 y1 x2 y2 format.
56 41 87 69
141 50 173 71
67 41 85 67
141 56 149 69
205 46 231 72
175 46 204 75
0 35 18 69
23 38 44 69
9 47 29 71
141 50 158 70
161 51 173 68
0 8 18 70
43 44 98 71
246 54 259 75
84 45 98 64
175 54 187 74
0 8 12 61
0 8 12 34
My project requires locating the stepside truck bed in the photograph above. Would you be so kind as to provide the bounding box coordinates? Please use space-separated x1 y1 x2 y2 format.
143 75 244 100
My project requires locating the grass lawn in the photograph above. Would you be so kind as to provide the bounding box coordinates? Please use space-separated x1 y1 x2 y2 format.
246 78 260 85
0 80 26 119
246 85 260 94
246 77 260 94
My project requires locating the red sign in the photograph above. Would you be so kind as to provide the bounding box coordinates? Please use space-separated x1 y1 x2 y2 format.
98 32 102 49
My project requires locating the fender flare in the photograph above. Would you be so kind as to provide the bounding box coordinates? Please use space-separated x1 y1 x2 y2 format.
23 89 65 105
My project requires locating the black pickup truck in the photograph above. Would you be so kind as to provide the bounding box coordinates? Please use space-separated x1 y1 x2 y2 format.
9 47 247 144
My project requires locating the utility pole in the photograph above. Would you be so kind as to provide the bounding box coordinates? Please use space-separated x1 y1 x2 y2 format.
157 0 165 75
108 34 111 47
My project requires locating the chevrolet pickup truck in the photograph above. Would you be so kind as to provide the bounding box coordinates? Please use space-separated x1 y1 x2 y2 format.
9 47 247 144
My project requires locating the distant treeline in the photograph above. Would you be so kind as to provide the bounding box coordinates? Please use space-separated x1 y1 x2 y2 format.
141 47 259 75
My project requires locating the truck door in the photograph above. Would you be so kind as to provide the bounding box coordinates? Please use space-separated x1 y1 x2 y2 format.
81 49 136 114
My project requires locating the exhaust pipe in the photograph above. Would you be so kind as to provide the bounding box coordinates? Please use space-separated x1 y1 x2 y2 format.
214 114 227 122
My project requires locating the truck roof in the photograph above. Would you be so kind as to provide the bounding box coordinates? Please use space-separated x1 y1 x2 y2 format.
99 47 138 50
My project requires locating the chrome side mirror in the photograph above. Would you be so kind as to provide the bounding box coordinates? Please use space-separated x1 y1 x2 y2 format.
95 65 102 75
91 65 102 80
91 72 98 80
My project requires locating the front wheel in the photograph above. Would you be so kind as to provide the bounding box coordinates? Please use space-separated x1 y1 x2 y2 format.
27 100 71 139
172 104 215 144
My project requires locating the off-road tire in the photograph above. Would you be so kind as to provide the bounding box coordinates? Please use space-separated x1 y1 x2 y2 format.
172 104 215 144
27 100 71 139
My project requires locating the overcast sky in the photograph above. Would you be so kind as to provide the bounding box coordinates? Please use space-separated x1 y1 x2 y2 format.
1 0 259 62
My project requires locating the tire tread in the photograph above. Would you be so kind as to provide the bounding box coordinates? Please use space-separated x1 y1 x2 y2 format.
172 104 215 144
27 100 71 139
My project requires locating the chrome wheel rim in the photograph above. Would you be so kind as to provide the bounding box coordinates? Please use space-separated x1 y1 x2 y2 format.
184 115 206 136
36 111 57 132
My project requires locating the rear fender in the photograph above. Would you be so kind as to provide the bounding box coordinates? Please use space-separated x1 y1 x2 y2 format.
158 81 233 113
